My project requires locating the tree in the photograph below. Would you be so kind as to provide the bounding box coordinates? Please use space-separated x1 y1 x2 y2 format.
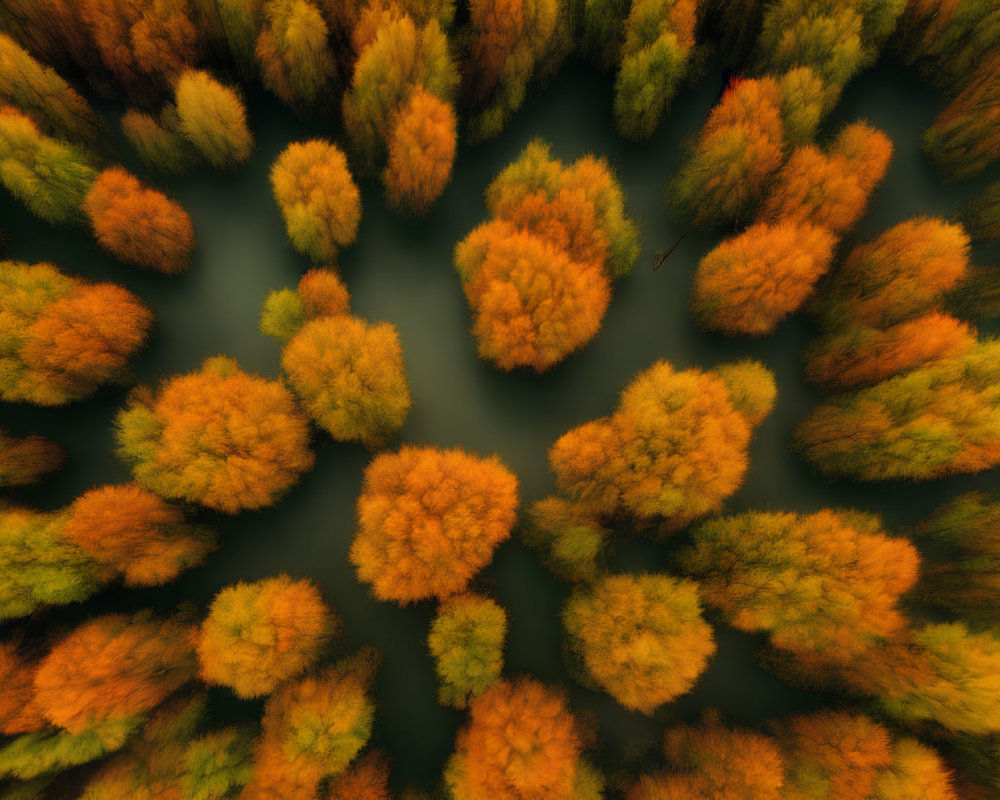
122 70 253 174
651 720 786 800
852 624 1000 734
241 655 375 798
78 695 205 800
197 574 336 698
342 5 458 210
804 217 974 389
350 445 519 604
259 267 350 342
255 0 337 107
756 0 903 93
464 0 570 142
0 32 101 145
181 726 255 800
778 711 893 800
680 510 918 661
914 492 1000 622
327 751 392 800
32 613 197 735
523 496 607 583
0 106 97 225
80 0 200 92
428 593 507 708
0 429 65 486
563 573 716 713
922 53 1000 182
456 221 611 371
548 359 775 528
803 312 977 390
875 738 958 800
261 268 411 446
79 0 201 96
612 0 698 139
897 0 1000 92
114 356 314 513
279 317 411 446
794 340 1000 481
269 139 361 263
0 642 46 735
667 76 786 228
383 85 457 214
456 140 639 371
691 221 837 336
62 484 216 587
444 679 585 800
761 122 893 233
82 167 195 274
960 178 1000 243
174 70 253 168
1 262 153 406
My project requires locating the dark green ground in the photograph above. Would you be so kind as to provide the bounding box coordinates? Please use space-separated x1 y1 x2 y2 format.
3 55 1000 788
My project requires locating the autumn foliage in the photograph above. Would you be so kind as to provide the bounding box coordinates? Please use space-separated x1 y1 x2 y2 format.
0 260 153 405
549 359 775 528
428 593 507 708
464 0 570 142
62 483 216 587
796 339 1000 481
255 0 338 108
563 573 716 713
115 356 314 513
805 217 975 390
0 429 65 486
647 719 787 800
241 655 375 798
691 221 837 336
914 492 1000 623
270 139 361 263
197 575 335 699
611 0 698 139
32 613 197 735
445 679 586 800
681 509 919 661
350 445 519 604
342 3 458 212
0 105 96 224
261 269 411 447
455 140 639 371
761 122 893 233
83 167 195 274
668 76 786 228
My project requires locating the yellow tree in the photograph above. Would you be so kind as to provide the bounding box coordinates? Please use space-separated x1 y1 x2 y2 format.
563 573 716 713
549 359 775 528
270 139 361 263
197 575 336 698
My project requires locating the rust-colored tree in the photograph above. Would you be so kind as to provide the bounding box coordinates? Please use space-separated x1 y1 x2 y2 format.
0 429 65 486
83 167 195 274
115 356 314 513
1 260 153 406
691 221 837 336
350 445 519 604
32 613 197 735
62 484 215 587
445 679 588 800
